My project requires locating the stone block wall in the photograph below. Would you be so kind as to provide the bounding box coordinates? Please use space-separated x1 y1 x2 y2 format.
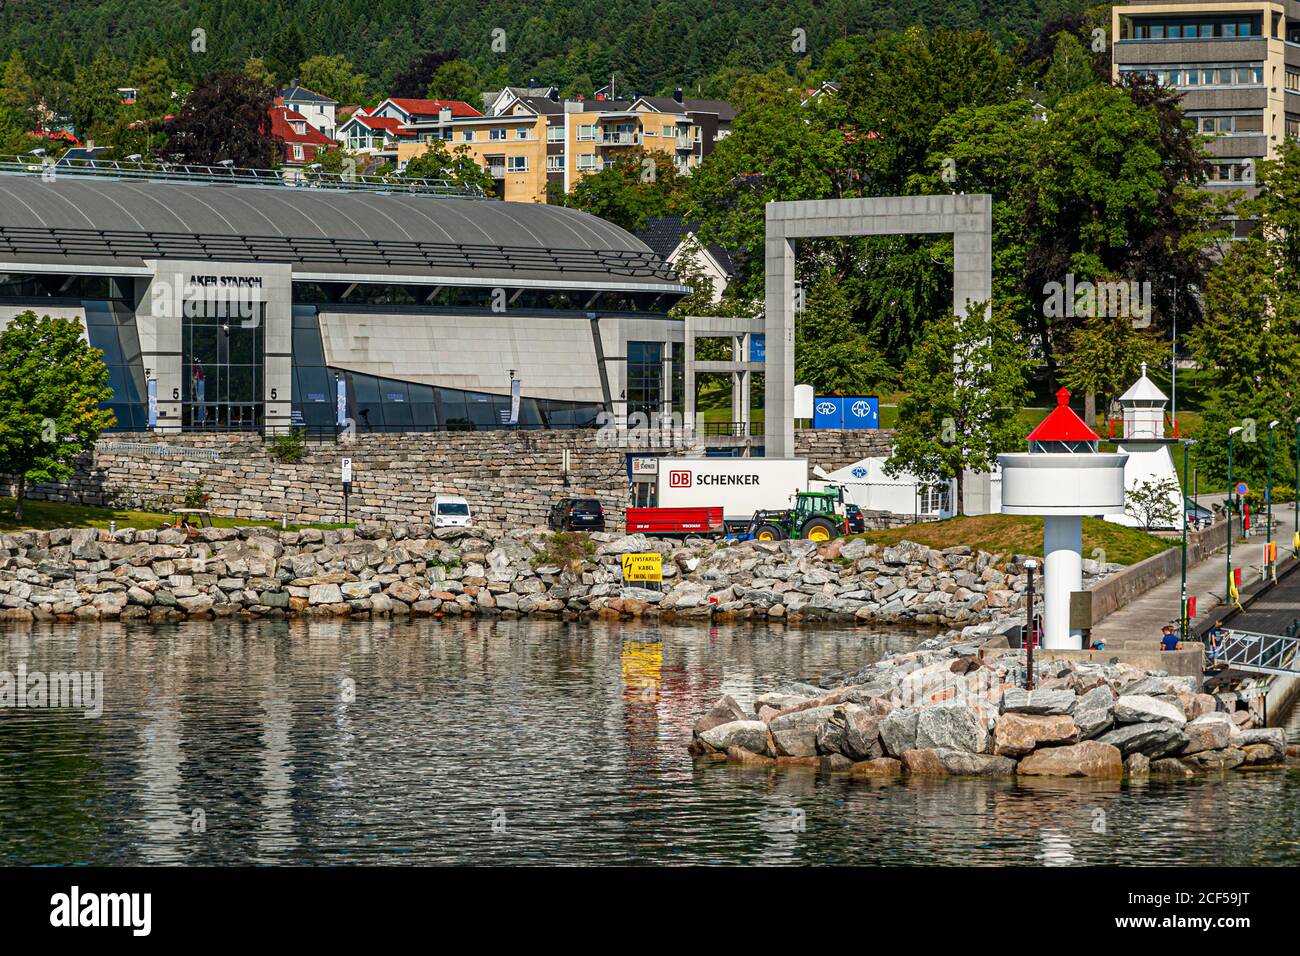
6 431 631 531
3 428 898 531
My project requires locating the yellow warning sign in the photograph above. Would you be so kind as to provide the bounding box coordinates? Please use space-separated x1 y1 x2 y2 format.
621 552 663 583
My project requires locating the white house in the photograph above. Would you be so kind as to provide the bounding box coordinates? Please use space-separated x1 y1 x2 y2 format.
278 85 338 138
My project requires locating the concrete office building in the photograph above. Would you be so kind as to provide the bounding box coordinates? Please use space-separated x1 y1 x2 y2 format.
1113 0 1300 203
0 168 692 435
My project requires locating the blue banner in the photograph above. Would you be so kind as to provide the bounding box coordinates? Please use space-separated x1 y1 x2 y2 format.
147 378 157 428
336 377 348 427
813 396 843 429
749 334 765 364
844 396 879 430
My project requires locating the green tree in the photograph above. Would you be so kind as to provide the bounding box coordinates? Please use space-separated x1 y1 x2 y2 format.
297 54 367 105
886 303 1031 515
427 60 481 105
1040 30 1099 108
1056 308 1169 427
70 51 123 139
0 311 115 522
128 55 174 120
400 140 494 195
243 57 277 93
0 51 38 136
795 272 895 396
563 150 683 233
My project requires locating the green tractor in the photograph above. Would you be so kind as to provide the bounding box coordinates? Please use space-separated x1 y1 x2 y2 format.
750 488 849 543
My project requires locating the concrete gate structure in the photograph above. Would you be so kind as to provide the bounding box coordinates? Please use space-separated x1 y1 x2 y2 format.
763 194 995 512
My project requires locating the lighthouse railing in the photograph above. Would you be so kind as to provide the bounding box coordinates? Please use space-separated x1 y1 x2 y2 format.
1107 416 1180 441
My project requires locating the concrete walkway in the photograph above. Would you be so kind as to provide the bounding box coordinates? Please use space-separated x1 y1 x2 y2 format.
1091 503 1299 644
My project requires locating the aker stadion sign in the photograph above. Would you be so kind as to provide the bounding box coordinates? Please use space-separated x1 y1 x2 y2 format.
622 553 663 583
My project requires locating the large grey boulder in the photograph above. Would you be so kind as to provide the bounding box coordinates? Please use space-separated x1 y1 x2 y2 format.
903 748 1014 777
1098 721 1188 758
1000 688 1076 716
1073 684 1116 739
769 705 840 757
915 703 988 754
1114 694 1186 728
1182 713 1232 755
699 720 772 756
879 708 920 758
841 707 884 761
693 695 750 737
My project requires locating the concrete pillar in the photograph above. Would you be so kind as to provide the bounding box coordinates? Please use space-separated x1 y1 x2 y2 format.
1043 514 1083 649
763 233 795 458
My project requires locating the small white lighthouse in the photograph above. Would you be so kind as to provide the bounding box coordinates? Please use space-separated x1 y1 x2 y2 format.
999 388 1128 649
1106 363 1182 530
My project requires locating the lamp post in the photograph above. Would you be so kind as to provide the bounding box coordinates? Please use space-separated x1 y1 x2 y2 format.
1294 417 1300 555
1268 420 1280 580
1181 439 1197 643
1228 425 1243 601
1169 275 1178 422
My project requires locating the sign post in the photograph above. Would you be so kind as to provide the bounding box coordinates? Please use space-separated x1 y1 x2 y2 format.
341 457 353 523
621 553 663 590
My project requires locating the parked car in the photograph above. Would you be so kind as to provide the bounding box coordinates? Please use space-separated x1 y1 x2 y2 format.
845 503 866 534
433 494 473 528
548 497 606 532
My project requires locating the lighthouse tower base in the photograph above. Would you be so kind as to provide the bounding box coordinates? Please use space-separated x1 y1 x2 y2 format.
1043 515 1083 649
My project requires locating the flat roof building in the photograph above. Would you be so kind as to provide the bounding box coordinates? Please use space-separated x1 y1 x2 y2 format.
0 165 691 435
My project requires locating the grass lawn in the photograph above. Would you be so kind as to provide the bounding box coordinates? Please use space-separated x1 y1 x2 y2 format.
0 497 352 533
856 514 1173 566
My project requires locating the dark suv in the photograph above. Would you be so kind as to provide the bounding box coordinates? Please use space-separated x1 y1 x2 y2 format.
548 497 606 532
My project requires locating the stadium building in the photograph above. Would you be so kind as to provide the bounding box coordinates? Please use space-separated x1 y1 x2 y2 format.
0 162 692 435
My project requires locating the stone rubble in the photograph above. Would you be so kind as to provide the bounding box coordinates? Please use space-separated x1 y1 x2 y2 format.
689 632 1293 780
0 526 1115 626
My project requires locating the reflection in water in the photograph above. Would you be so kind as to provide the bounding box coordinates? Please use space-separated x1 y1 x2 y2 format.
0 618 1297 866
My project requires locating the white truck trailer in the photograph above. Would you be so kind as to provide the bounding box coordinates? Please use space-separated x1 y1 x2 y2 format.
653 457 809 525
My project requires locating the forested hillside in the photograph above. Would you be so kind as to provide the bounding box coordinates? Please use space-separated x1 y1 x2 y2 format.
1 0 1093 95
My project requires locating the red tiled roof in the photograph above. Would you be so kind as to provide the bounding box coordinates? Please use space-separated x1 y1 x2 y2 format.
1026 388 1100 443
269 106 333 146
385 97 482 118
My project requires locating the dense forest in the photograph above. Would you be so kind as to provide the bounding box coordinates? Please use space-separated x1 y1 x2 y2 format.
0 0 1092 97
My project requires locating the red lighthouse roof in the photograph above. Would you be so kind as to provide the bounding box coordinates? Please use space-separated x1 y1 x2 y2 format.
1026 388 1100 443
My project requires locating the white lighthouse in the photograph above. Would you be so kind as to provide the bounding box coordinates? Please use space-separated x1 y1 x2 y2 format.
999 388 1128 649
1106 363 1182 530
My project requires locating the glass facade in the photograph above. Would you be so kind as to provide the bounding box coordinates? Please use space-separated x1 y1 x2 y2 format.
290 306 604 432
180 301 265 431
626 341 665 418
84 300 147 430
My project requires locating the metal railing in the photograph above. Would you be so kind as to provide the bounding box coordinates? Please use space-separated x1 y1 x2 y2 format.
0 153 485 198
1216 628 1300 676
600 132 640 145
699 421 763 438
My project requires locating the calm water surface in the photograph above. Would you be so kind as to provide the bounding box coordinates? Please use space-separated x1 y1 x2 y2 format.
1 618 1298 866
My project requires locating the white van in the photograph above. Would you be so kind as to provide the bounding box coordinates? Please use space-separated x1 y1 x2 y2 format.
433 495 473 528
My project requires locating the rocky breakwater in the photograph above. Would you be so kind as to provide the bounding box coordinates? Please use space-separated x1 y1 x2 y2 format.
690 642 1294 778
0 527 1109 626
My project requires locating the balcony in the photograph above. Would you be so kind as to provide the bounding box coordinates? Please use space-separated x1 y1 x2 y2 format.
488 164 506 178
600 131 640 146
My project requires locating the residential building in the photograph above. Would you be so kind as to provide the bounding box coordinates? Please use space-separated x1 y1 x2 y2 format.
637 216 741 304
398 87 734 203
277 84 338 137
269 105 335 167
337 97 481 161
1112 0 1300 207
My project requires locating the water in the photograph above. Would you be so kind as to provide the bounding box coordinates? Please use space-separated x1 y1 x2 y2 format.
1 618 1298 866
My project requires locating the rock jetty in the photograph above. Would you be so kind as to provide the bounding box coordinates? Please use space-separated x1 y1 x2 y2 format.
689 638 1294 778
0 525 1116 625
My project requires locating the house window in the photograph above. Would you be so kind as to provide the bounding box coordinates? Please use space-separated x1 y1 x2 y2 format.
507 155 528 172
292 143 304 160
663 125 674 138
577 124 595 141
489 128 506 141
515 127 529 139
461 129 473 142
577 154 598 171
546 154 562 171
547 125 564 142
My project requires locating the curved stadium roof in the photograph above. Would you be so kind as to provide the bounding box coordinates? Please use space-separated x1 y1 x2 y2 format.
0 175 685 291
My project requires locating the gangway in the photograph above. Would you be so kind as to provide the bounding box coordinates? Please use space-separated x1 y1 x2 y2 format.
1215 629 1300 677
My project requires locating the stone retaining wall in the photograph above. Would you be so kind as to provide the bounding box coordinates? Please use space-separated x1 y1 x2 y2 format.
3 428 899 531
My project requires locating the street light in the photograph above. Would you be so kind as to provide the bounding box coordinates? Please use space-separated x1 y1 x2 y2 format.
1268 420 1280 580
1294 417 1300 556
1228 425 1244 603
1180 439 1197 642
